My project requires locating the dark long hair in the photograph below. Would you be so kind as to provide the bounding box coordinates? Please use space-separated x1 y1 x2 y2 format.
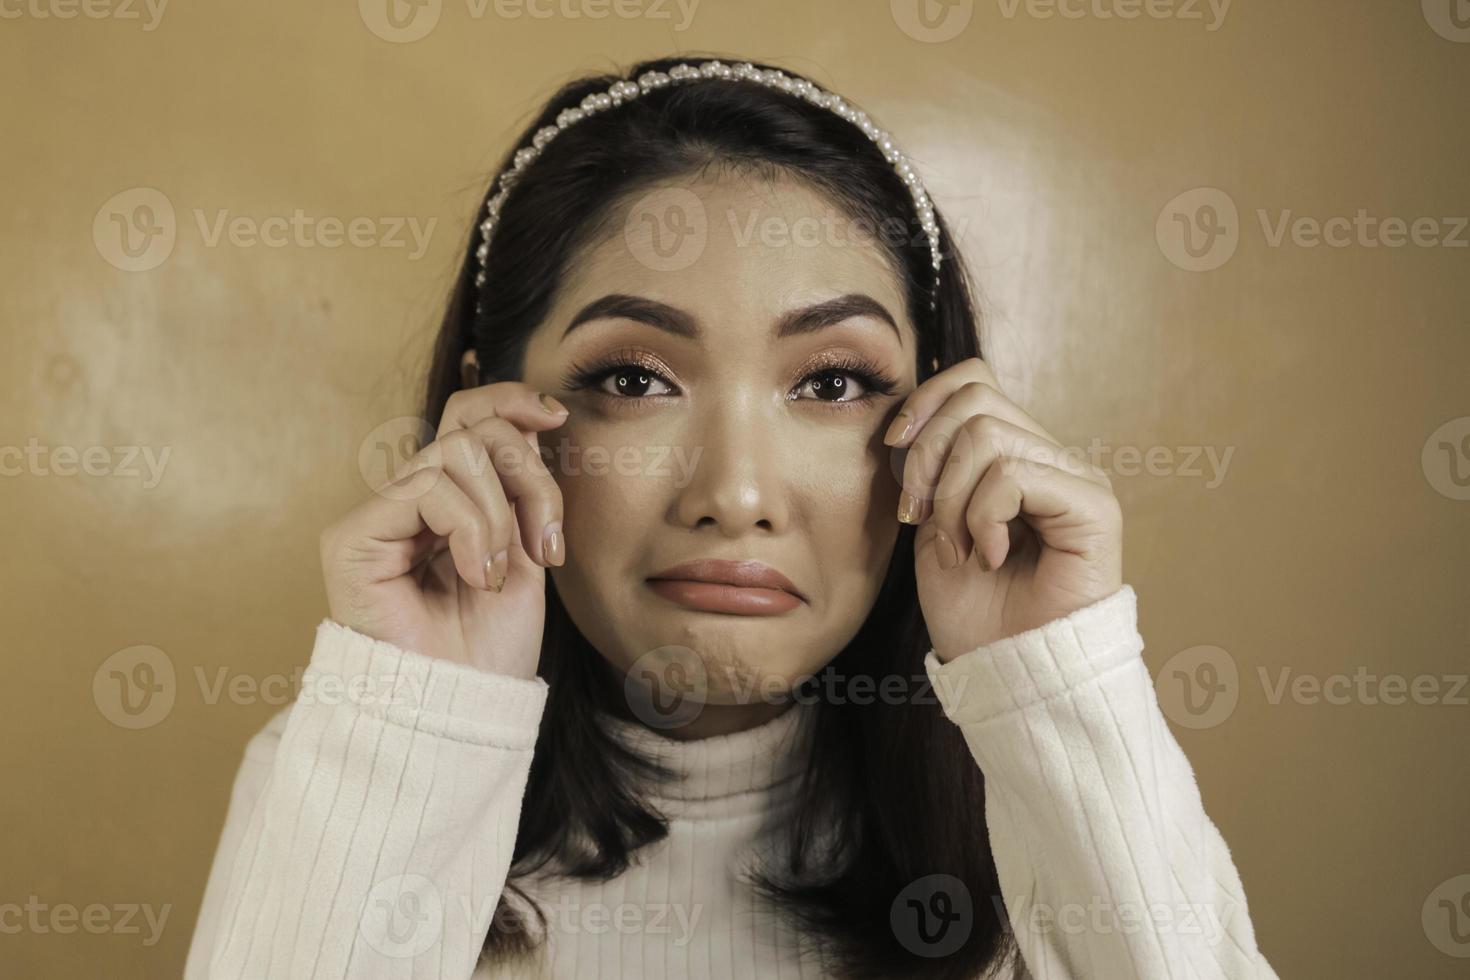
420 55 1016 980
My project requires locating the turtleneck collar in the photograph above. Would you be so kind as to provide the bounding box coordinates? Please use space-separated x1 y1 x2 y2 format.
596 698 817 806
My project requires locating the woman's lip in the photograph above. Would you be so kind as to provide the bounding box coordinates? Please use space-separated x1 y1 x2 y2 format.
645 579 802 615
646 559 805 601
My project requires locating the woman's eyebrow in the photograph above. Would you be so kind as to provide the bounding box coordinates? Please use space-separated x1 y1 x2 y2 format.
562 294 697 341
560 293 901 345
777 294 900 344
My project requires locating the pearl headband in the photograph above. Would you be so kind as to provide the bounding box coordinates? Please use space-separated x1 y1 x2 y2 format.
472 60 943 315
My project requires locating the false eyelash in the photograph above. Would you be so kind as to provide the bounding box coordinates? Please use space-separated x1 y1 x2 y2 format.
561 347 677 401
794 350 900 407
561 348 901 408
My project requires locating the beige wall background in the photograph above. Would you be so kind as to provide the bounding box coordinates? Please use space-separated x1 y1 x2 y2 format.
3 0 1467 976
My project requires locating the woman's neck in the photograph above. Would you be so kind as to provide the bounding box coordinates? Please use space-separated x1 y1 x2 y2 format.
595 694 815 808
654 697 795 740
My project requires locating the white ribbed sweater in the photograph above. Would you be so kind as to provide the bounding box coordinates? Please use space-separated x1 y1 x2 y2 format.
184 586 1278 979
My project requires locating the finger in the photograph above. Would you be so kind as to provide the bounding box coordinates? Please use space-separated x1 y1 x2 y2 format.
893 387 1081 528
405 526 445 570
931 380 1063 446
924 417 1111 566
438 381 570 451
882 356 1005 448
965 457 1122 572
347 464 503 591
423 427 518 558
415 420 564 567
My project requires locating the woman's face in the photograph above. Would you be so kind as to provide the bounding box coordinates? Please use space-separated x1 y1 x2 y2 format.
520 171 918 732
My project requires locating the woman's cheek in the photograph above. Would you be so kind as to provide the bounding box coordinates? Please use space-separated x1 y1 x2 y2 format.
809 425 892 500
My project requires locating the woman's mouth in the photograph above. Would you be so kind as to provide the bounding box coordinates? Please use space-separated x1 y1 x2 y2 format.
645 559 805 615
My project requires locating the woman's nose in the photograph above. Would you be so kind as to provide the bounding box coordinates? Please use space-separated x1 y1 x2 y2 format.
671 401 790 536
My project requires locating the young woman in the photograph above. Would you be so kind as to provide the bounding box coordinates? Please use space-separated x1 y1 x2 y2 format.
185 56 1277 979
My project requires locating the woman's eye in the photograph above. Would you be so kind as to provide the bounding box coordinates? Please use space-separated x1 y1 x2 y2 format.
598 366 676 398
581 364 887 403
795 369 870 403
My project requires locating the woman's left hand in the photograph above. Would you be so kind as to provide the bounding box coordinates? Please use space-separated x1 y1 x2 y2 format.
886 357 1123 663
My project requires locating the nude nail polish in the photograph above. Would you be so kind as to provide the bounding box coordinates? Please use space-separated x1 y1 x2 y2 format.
542 522 564 566
487 549 509 591
897 490 921 524
884 411 914 446
934 529 958 569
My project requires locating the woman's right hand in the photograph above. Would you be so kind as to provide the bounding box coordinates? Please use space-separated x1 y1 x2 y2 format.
319 383 570 679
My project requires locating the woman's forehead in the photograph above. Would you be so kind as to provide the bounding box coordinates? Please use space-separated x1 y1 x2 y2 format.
544 173 916 345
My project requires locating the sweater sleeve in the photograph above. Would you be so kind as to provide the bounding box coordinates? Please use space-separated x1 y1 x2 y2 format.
184 619 549 980
922 586 1278 980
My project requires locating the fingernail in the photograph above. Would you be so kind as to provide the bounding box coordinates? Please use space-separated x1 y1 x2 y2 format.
976 549 991 573
897 490 921 524
539 393 569 415
934 528 958 570
883 411 914 446
542 521 564 567
487 549 508 591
